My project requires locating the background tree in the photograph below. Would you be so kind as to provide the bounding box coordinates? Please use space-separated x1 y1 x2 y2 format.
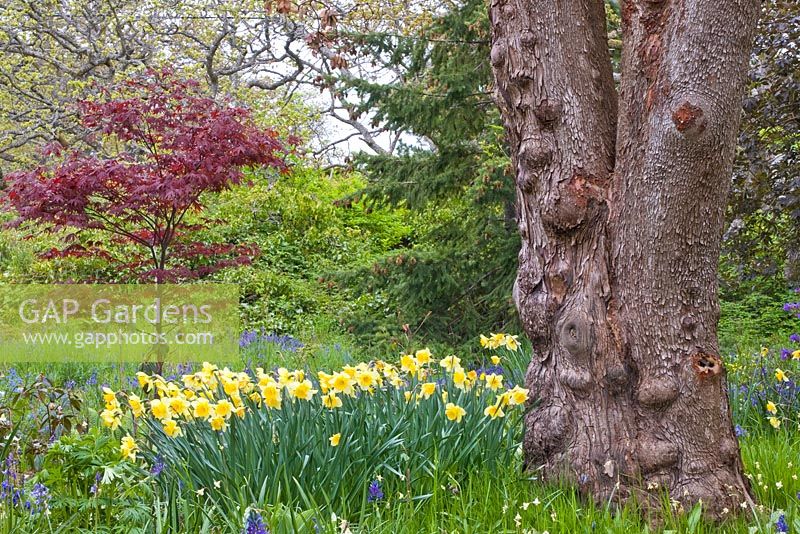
5 70 289 283
330 0 520 351
0 0 435 170
725 1 799 284
490 0 759 518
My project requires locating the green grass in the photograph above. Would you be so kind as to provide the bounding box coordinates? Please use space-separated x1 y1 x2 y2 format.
324 432 799 534
3 339 800 533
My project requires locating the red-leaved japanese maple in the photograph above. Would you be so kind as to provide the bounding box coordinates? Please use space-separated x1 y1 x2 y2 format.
5 69 292 282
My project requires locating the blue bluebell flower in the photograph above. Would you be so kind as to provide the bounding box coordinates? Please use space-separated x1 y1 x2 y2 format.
150 458 165 477
242 509 269 534
776 513 788 533
367 480 384 502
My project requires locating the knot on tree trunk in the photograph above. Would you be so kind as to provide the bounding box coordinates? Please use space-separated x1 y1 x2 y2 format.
557 366 593 392
559 310 592 361
541 171 608 232
637 435 680 474
533 99 562 127
671 100 708 137
637 375 680 408
518 135 555 176
523 404 571 467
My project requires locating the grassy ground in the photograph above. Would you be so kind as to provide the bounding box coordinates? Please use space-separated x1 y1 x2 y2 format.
1 338 799 533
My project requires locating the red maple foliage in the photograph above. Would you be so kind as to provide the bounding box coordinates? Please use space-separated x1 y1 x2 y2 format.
5 69 293 282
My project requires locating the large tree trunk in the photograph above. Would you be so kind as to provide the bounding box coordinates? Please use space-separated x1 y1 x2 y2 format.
489 0 759 518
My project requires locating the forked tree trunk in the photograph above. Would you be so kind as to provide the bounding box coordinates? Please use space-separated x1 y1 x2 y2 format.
489 0 759 518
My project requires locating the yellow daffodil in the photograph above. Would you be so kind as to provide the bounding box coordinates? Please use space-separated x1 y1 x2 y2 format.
258 370 277 388
136 372 152 390
356 370 378 391
182 374 201 389
128 394 145 418
439 355 461 371
445 402 466 423
162 419 181 438
214 399 234 419
100 409 121 430
766 401 778 414
222 379 239 397
390 375 405 388
480 334 490 348
793 350 800 360
497 392 511 407
400 354 418 375
485 373 503 391
318 371 333 393
322 392 343 409
193 397 212 419
289 379 317 401
453 367 467 389
761 347 769 357
120 435 138 461
504 335 520 351
775 368 789 382
415 348 432 365
329 433 341 447
150 398 170 421
342 365 358 379
769 416 781 429
507 386 529 406
484 404 505 419
331 372 356 396
277 368 292 387
404 391 413 402
168 396 190 418
489 333 506 349
261 383 282 409
210 415 227 432
102 387 116 405
420 382 437 399
491 355 501 365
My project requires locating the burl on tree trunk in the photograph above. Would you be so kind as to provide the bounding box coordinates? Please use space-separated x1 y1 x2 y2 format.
489 0 760 518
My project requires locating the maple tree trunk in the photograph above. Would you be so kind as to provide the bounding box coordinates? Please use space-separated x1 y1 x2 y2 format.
489 0 759 517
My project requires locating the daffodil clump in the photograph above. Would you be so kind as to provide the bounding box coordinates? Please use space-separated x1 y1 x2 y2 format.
99 335 529 518
762 366 795 430
729 343 800 434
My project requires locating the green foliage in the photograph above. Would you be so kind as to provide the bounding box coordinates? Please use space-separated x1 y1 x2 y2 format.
719 285 796 354
36 428 152 532
718 209 797 353
204 164 412 343
726 1 800 286
332 0 520 352
0 372 83 468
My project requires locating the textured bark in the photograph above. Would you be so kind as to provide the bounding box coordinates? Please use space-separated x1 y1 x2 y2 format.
490 0 760 518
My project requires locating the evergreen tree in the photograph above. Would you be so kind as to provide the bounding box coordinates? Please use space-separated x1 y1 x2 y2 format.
333 0 519 353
